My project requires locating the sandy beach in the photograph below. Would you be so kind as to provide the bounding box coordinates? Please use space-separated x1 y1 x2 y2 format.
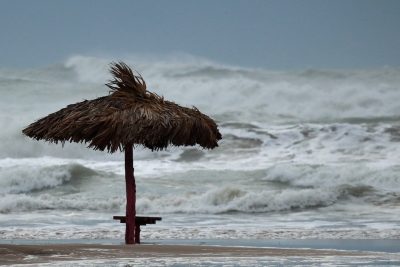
1 243 400 266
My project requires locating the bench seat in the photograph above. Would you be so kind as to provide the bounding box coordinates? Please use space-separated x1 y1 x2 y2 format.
113 216 162 244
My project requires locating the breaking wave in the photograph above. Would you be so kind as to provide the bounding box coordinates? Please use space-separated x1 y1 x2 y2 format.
0 163 100 194
137 186 338 214
0 194 123 214
1 54 400 159
135 163 400 214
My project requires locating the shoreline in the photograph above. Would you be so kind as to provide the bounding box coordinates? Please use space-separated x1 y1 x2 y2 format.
0 243 368 265
1 242 400 266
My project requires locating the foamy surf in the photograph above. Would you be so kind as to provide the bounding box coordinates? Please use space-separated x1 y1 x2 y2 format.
0 54 400 240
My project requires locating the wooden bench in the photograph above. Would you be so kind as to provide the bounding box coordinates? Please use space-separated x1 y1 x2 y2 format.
113 216 161 244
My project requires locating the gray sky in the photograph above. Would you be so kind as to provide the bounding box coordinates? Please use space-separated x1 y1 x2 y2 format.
1 0 400 69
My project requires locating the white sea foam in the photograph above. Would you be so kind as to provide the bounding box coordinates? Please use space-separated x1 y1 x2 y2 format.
0 163 84 194
0 193 123 214
1 156 399 216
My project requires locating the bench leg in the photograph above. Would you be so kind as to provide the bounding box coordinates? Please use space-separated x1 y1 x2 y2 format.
135 225 141 244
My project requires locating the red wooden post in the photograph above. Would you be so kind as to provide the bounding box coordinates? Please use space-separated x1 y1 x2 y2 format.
124 144 136 244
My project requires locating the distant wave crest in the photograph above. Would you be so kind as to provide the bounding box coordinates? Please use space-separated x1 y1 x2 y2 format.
0 163 99 194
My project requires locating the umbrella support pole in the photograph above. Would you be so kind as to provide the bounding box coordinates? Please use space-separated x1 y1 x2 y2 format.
125 144 136 244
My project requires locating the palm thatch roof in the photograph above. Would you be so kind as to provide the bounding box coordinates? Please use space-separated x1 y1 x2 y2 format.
22 62 221 152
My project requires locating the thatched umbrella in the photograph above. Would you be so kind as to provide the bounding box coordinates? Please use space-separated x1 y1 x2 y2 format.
22 62 221 244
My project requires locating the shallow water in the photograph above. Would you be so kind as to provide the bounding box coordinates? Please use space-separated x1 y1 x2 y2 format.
12 257 400 267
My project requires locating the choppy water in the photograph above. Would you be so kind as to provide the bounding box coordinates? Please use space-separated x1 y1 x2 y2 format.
1 55 400 240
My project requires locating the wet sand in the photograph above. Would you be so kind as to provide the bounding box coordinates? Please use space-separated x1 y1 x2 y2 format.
0 243 372 265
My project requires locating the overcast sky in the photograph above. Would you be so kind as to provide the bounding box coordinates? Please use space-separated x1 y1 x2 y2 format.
1 0 399 69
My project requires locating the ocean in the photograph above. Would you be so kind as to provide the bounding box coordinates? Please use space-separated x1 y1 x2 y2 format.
1 55 400 242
